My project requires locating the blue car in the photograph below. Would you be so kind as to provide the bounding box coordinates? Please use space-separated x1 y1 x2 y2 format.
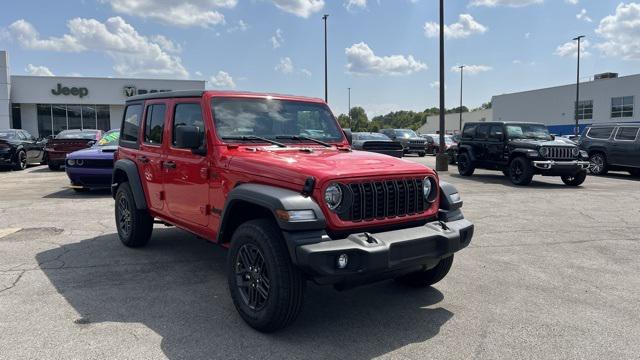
65 130 120 192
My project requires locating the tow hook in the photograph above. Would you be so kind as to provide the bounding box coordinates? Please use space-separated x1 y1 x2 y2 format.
438 221 450 231
363 232 378 244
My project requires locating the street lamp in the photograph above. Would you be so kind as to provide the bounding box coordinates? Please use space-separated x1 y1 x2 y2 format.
322 14 329 103
458 65 465 132
348 87 351 128
573 35 585 136
435 0 448 171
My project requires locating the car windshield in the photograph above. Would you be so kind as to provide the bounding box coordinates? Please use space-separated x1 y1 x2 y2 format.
395 129 418 138
506 124 552 141
96 130 120 146
212 98 344 143
0 130 17 140
56 130 99 140
354 133 390 140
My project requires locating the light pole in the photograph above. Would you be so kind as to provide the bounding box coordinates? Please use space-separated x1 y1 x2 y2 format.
458 65 465 132
348 87 351 128
435 0 448 171
573 35 585 136
322 14 329 103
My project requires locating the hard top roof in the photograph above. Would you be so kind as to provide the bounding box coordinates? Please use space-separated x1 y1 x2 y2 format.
125 90 326 104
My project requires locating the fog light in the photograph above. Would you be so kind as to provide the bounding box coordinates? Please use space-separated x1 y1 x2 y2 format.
336 253 348 269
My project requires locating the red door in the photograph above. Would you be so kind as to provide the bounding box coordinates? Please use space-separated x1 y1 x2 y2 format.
162 99 210 228
138 100 168 212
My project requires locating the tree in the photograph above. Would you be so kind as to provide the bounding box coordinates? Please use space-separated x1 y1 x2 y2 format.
349 107 369 132
336 114 351 129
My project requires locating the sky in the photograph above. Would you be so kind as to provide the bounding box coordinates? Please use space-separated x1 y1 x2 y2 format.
1 0 638 117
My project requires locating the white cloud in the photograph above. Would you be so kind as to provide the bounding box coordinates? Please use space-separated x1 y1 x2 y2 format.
227 20 249 33
275 57 294 74
210 70 236 88
576 8 592 22
424 14 487 39
195 71 203 77
554 39 590 58
270 28 284 49
595 2 640 60
271 0 325 18
565 0 578 4
451 64 492 74
469 0 543 7
104 0 236 27
25 64 54 76
301 68 312 77
345 42 427 76
151 35 182 53
8 17 189 79
346 0 367 11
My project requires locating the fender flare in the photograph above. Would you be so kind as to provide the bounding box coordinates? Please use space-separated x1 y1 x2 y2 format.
438 180 465 222
458 144 476 162
112 159 148 210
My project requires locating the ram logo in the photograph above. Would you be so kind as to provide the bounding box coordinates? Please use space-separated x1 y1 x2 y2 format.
123 86 137 97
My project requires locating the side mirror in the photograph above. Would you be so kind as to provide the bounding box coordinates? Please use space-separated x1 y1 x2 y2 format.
175 125 203 150
343 129 352 145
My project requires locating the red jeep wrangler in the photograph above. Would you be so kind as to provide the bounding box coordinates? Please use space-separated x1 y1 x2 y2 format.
112 90 474 332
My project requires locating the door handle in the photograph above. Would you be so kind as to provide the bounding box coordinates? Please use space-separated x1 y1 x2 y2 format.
137 156 150 164
162 161 177 169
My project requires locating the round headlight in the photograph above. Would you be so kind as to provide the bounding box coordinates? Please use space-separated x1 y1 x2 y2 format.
571 147 579 157
76 159 84 166
324 183 343 210
423 176 438 203
67 159 75 166
539 147 549 157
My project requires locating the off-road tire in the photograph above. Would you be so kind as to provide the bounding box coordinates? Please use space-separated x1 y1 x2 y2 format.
561 171 587 186
457 152 475 176
395 255 454 287
509 156 534 186
588 152 608 176
115 182 153 248
228 218 305 332
13 150 27 171
48 161 60 171
418 152 426 157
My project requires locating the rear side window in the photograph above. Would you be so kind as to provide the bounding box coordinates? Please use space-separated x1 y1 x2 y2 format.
489 125 504 140
587 127 614 140
172 103 204 148
121 104 143 143
144 104 166 145
476 125 489 140
462 124 477 139
615 127 639 141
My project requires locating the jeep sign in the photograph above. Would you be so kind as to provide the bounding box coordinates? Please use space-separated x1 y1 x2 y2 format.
51 83 89 98
123 86 171 97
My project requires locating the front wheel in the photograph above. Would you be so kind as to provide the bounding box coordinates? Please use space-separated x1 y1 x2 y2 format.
395 255 454 287
588 153 608 175
457 152 475 176
561 171 587 186
509 157 534 186
115 182 153 247
13 150 27 171
418 152 426 157
228 219 305 332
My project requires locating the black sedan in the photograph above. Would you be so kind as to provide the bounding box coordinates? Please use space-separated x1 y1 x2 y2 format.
0 129 47 170
352 132 403 158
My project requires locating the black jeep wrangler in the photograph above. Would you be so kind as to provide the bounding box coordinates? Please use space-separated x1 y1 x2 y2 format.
457 122 590 186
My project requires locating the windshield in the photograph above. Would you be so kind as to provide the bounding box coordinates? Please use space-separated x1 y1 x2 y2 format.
96 130 120 146
212 98 344 143
56 130 99 140
354 133 390 140
395 129 418 138
506 124 552 141
0 130 17 140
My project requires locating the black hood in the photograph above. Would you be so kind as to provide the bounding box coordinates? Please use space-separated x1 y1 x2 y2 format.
508 139 576 149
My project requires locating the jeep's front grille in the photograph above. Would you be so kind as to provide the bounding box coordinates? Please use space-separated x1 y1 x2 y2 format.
409 140 425 145
544 146 575 160
339 178 426 222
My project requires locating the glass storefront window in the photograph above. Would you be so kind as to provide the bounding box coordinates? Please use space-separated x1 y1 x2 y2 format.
67 105 82 130
52 105 67 135
35 104 112 137
82 105 97 129
37 104 53 137
97 105 111 131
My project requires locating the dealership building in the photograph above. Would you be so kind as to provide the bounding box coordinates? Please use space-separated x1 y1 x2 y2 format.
0 50 205 137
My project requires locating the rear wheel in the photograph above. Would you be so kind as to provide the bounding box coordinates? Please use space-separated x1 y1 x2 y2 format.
509 157 534 186
115 182 153 247
561 170 587 186
13 150 27 171
395 255 454 287
228 218 305 332
588 153 608 175
457 152 475 176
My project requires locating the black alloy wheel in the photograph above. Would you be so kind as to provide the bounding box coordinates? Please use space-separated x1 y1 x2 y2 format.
114 182 153 247
561 171 587 186
235 244 271 311
117 195 132 239
13 151 27 171
457 153 475 176
509 157 534 186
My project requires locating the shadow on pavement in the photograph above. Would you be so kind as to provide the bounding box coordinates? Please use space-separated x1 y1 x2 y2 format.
43 188 112 199
36 228 452 359
449 173 580 189
596 172 640 182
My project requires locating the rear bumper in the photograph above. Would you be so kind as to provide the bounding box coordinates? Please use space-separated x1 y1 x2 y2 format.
533 160 589 175
0 150 15 165
288 218 473 285
46 151 68 162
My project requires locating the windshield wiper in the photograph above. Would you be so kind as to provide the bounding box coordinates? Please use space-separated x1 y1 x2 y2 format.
275 135 332 148
221 135 287 148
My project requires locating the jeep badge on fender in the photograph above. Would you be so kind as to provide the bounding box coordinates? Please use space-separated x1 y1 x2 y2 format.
111 90 474 332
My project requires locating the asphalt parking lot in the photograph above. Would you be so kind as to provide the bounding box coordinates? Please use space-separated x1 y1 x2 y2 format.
1 159 639 360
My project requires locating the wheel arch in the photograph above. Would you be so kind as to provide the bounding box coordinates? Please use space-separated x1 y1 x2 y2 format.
112 159 148 210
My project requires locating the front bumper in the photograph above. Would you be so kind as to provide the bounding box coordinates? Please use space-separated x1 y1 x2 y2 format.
533 160 590 174
290 218 473 285
66 166 113 188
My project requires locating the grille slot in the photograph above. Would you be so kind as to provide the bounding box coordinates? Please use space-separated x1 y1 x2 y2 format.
544 146 575 160
340 178 427 222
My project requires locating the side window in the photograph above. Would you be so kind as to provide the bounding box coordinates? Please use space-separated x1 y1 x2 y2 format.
121 104 143 143
476 125 490 140
144 104 166 145
614 127 639 141
462 124 477 139
16 131 26 140
172 103 204 148
587 127 614 140
489 125 504 141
